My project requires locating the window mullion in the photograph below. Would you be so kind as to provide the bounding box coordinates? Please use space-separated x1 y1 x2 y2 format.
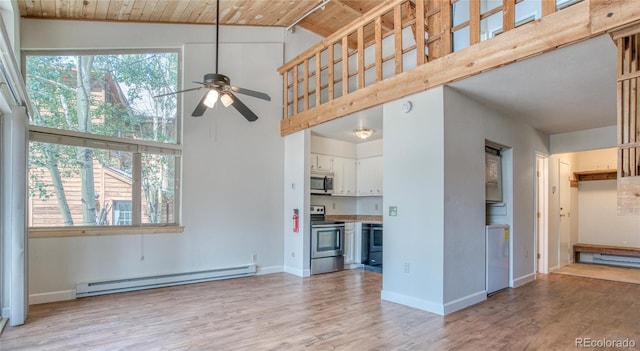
132 152 142 226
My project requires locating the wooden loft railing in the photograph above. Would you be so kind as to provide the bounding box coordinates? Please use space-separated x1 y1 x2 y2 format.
278 0 432 122
277 0 640 137
614 24 640 214
617 30 640 179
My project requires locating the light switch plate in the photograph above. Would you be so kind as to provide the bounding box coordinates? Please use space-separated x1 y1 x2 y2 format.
389 206 398 216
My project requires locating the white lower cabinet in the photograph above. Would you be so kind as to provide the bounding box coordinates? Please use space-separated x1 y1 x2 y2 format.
344 222 362 268
344 222 355 264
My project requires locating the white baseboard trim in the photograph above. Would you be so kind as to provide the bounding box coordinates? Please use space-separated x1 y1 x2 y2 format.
513 272 536 288
443 290 487 315
345 263 363 270
29 290 76 305
381 290 444 316
256 265 283 275
283 266 310 277
549 265 560 273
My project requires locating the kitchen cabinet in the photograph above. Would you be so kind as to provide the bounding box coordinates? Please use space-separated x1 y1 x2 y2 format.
310 153 333 172
343 222 362 267
344 222 356 264
357 156 383 196
332 157 357 196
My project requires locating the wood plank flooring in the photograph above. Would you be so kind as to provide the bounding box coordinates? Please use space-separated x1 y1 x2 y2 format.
553 263 640 285
1 269 639 350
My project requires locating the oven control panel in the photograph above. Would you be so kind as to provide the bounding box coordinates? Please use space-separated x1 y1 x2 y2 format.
310 205 325 215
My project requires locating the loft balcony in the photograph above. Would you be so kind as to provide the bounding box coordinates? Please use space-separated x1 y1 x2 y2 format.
277 0 639 135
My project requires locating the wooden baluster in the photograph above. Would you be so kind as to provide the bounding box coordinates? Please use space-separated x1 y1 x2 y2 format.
440 0 452 57
541 0 556 17
342 36 349 96
315 52 321 107
375 17 383 82
328 44 335 101
394 3 403 74
282 70 289 119
503 0 515 33
357 26 364 89
416 0 425 65
293 65 298 115
303 59 309 111
470 0 480 45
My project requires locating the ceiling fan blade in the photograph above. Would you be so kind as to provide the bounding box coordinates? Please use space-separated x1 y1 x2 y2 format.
191 92 209 117
230 86 271 101
154 86 203 98
226 92 259 122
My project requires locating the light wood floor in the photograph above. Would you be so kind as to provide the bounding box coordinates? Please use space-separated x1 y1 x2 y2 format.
2 269 639 350
553 263 640 285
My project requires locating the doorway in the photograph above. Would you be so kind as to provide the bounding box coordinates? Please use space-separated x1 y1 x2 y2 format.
558 161 572 267
535 153 549 274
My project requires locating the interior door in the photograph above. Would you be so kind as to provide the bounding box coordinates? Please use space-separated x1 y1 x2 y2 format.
559 161 571 267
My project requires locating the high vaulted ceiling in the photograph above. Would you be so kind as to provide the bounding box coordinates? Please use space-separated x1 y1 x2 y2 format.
16 0 385 37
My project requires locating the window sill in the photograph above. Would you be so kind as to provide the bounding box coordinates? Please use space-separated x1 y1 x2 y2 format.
29 225 184 238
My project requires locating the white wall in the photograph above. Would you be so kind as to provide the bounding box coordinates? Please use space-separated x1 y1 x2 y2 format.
576 148 640 246
550 126 616 154
382 87 446 314
283 130 311 276
442 87 549 311
311 135 357 158
21 19 317 302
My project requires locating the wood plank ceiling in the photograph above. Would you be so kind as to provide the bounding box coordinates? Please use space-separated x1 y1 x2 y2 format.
15 0 386 38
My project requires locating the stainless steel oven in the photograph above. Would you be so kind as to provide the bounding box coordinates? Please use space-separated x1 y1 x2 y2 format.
310 205 344 275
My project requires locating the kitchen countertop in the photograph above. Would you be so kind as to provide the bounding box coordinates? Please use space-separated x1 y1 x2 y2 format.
324 214 383 224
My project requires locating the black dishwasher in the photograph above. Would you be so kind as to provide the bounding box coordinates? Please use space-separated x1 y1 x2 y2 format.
361 223 383 267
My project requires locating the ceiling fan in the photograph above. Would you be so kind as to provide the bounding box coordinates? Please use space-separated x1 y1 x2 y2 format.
155 0 271 121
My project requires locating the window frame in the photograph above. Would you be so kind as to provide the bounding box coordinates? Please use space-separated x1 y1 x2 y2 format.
24 48 184 237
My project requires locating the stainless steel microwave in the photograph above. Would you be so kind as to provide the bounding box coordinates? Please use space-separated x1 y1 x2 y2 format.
310 172 334 195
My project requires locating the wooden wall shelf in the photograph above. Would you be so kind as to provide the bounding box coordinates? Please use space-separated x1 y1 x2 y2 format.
573 169 618 182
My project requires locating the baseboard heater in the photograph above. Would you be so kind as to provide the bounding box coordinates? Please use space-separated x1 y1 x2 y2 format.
75 264 256 298
592 254 640 268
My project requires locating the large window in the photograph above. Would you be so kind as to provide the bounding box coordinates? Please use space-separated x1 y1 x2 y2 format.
25 50 182 236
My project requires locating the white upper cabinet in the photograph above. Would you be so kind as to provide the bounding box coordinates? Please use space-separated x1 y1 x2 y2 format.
310 136 381 197
333 157 357 196
357 156 383 196
310 153 334 173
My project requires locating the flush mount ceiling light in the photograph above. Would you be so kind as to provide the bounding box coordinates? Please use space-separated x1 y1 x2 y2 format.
354 128 374 140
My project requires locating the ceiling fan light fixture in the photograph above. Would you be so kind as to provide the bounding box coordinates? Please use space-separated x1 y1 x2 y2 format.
220 93 233 107
354 128 374 139
203 89 219 108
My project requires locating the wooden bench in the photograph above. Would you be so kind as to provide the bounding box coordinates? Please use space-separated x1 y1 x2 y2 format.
573 243 640 263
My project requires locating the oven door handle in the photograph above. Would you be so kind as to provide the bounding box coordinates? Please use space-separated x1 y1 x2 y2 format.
323 176 328 192
312 224 345 229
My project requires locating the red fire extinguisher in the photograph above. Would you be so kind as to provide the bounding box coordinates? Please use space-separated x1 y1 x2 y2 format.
292 209 299 233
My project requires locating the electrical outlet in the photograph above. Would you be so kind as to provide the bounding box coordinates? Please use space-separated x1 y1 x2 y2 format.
389 206 398 216
375 203 379 211
332 202 336 210
403 262 410 273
